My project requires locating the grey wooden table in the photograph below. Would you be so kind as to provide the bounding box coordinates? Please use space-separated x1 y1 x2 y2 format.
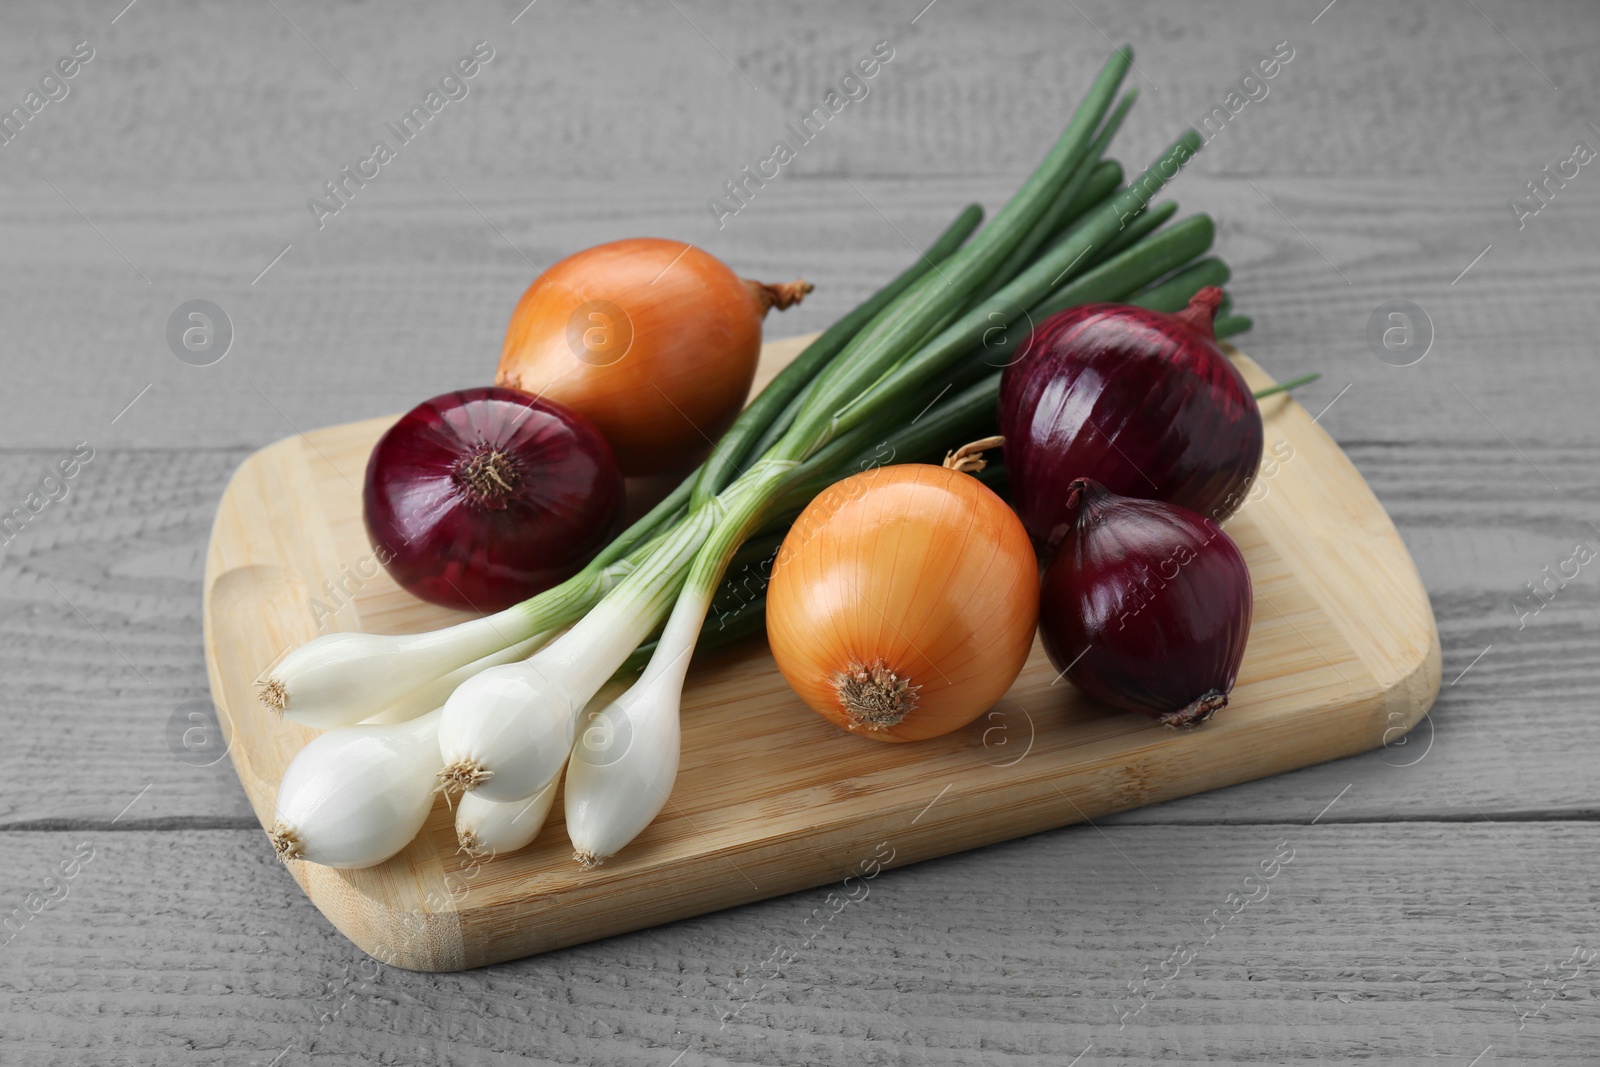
3 0 1597 1063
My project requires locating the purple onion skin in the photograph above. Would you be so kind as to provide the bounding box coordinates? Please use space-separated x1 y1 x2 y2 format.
998 288 1263 552
1039 479 1252 728
363 386 624 613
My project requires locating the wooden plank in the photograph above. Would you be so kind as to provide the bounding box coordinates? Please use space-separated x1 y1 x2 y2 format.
0 0 1592 188
4 823 1597 1063
0 173 1595 451
198 336 1440 969
0 0 1596 452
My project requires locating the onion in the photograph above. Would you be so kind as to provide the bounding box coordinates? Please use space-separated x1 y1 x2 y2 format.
1038 479 1252 728
496 237 811 476
766 463 1038 742
455 782 557 857
269 709 443 869
363 386 624 613
998 287 1262 551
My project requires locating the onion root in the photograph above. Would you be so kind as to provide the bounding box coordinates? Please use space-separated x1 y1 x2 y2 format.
269 821 303 862
259 678 286 717
1158 689 1227 729
833 659 920 729
437 759 494 794
453 447 520 506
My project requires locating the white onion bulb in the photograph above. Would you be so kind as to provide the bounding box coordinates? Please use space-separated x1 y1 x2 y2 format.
564 590 704 867
563 673 683 867
454 780 558 857
263 614 526 729
269 709 443 869
436 662 580 802
436 510 713 803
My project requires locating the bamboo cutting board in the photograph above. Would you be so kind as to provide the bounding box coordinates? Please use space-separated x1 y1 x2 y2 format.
203 335 1440 972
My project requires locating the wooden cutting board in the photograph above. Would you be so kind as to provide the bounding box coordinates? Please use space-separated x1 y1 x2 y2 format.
203 335 1440 972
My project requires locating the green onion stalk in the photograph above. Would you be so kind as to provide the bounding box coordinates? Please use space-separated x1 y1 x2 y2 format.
560 49 1221 866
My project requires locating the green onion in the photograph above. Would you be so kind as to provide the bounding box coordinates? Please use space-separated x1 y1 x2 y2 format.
1128 256 1231 313
690 202 985 509
1253 372 1319 398
972 90 1139 308
1215 313 1253 339
1091 199 1178 263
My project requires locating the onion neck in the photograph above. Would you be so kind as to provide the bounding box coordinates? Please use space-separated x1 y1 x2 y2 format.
1172 285 1224 339
943 435 1005 475
1065 477 1110 516
744 278 814 318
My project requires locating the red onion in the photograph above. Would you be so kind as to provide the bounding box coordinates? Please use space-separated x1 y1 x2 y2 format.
998 287 1262 551
364 387 624 613
1039 479 1252 728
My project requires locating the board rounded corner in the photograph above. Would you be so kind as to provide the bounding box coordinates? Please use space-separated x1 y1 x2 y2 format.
293 862 472 974
1361 607 1443 754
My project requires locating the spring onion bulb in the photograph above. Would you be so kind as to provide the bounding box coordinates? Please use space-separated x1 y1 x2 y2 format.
263 614 536 729
259 497 684 729
437 509 718 802
563 588 709 867
455 781 558 857
269 709 444 869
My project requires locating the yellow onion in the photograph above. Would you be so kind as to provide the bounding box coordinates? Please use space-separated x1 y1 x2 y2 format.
496 237 810 475
766 463 1038 742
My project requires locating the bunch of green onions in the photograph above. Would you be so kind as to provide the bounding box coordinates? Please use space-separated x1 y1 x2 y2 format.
263 47 1258 869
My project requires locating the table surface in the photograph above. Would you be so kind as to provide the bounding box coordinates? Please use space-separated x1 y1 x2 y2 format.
2 1 1596 1064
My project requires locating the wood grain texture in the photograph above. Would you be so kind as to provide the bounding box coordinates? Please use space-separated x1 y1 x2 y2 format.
2 0 1598 1057
2 173 1596 451
202 336 1439 970
5 824 1599 1065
